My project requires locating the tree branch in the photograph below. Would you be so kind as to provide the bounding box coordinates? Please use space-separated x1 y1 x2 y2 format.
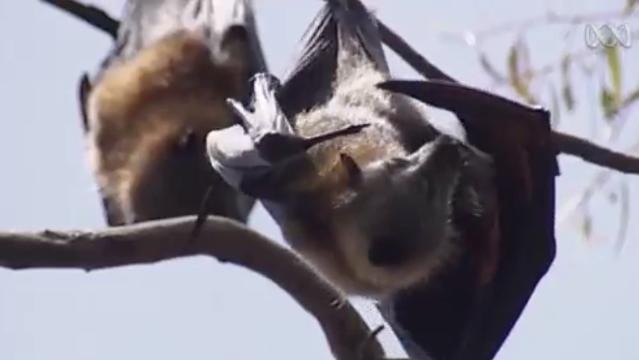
377 21 455 83
41 0 119 38
0 216 385 360
377 19 639 175
553 132 639 173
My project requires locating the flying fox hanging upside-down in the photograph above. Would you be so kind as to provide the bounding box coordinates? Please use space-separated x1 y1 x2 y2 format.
75 0 266 225
206 0 558 359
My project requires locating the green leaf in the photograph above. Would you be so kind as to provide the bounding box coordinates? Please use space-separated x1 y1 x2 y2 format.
625 0 638 14
609 191 618 204
560 54 571 75
562 82 575 112
605 46 623 104
582 213 592 239
549 85 561 127
600 87 618 119
561 55 575 112
507 40 536 104
477 52 505 83
615 181 630 252
621 86 639 108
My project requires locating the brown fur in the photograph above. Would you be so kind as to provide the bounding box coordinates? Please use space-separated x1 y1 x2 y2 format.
88 30 252 224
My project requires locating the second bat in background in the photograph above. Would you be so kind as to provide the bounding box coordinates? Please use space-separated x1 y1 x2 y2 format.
81 0 267 225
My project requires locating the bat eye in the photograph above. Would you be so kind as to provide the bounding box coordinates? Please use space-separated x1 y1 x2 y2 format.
175 129 198 152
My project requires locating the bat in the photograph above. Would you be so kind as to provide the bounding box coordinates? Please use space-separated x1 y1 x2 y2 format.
60 0 268 225
204 1 556 359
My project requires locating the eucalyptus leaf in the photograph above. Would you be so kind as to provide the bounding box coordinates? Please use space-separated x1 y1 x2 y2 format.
507 40 536 104
600 87 617 119
605 46 622 104
625 0 638 15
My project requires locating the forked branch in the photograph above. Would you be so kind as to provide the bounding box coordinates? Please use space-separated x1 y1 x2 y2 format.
0 216 385 360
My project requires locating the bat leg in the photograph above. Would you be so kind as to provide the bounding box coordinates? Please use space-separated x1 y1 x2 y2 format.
226 73 301 161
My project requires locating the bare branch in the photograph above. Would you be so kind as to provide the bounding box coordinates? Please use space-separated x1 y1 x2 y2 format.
0 216 385 360
41 0 119 38
378 21 455 83
553 132 639 174
378 19 639 175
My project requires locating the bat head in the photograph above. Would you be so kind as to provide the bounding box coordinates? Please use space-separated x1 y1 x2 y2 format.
329 135 492 296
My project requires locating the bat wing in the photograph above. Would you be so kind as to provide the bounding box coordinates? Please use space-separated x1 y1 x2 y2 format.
277 0 388 119
378 80 558 360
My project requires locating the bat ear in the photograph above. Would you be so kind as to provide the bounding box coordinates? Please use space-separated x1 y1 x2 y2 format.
340 153 363 188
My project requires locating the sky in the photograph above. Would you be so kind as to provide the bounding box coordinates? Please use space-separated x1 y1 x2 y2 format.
0 1 638 359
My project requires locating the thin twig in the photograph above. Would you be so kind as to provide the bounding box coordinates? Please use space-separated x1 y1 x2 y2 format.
452 10 639 41
0 216 385 360
377 19 639 175
378 21 455 83
558 140 639 225
615 181 630 252
41 0 119 38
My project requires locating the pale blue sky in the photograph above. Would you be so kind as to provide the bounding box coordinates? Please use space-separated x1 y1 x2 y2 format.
1 1 638 359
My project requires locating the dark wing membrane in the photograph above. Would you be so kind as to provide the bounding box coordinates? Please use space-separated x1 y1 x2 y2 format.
456 133 557 360
97 0 266 78
328 0 388 73
379 252 484 360
277 0 388 120
378 80 558 360
276 5 338 119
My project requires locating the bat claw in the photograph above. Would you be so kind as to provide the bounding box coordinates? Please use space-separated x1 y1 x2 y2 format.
225 72 293 141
